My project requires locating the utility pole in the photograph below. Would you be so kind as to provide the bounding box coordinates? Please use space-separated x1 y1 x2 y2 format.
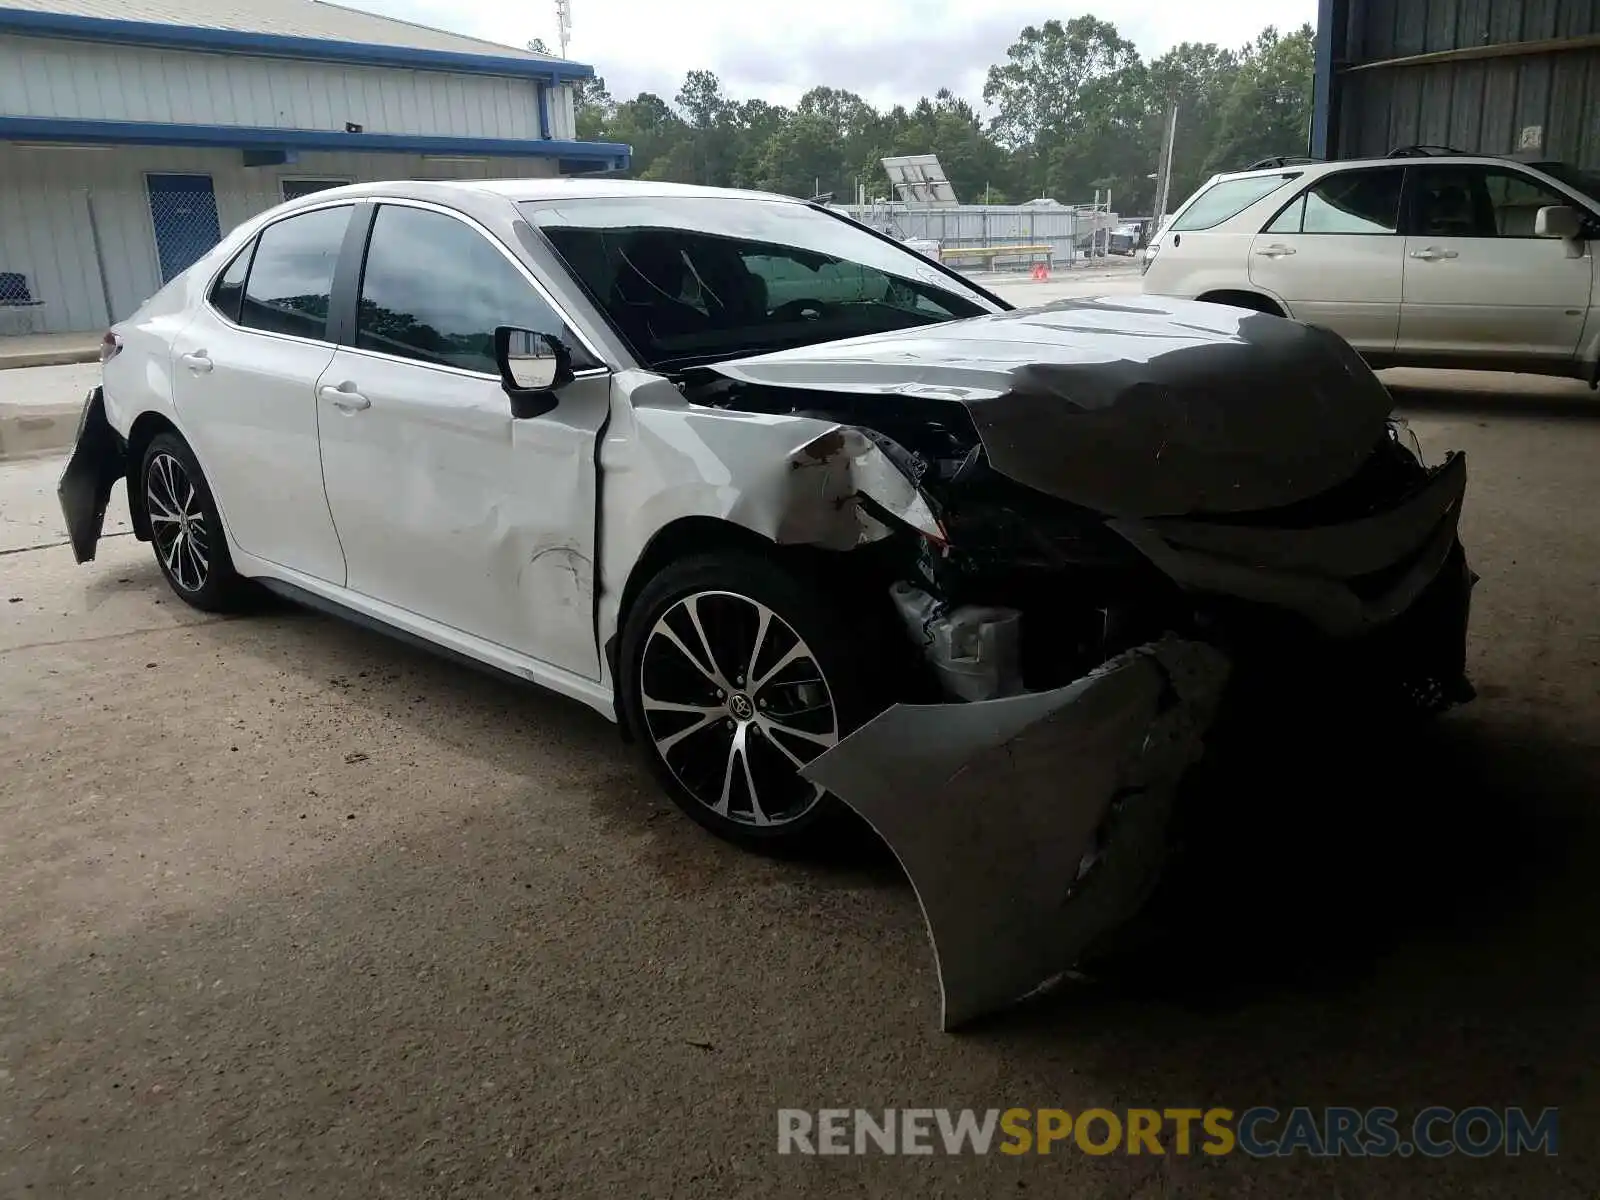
554 0 571 57
1152 102 1178 232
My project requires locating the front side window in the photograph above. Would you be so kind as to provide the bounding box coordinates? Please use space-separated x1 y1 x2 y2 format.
356 205 579 375
238 206 351 340
1482 168 1573 236
1170 175 1298 232
523 196 996 370
1408 166 1572 238
1525 161 1600 206
1266 168 1405 235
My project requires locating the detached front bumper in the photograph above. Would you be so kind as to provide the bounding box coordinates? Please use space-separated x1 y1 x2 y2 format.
802 636 1231 1030
57 387 126 564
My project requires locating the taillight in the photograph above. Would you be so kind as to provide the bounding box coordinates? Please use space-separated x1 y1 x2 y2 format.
99 331 122 364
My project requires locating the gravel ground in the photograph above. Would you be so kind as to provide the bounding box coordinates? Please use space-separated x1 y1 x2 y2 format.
2 369 1597 1197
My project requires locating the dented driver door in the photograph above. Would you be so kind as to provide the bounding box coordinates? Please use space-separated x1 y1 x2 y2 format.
314 202 610 680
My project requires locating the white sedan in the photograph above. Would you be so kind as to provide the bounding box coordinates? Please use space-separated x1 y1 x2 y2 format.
57 178 1477 1025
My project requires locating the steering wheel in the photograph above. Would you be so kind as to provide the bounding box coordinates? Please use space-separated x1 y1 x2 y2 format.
768 298 835 322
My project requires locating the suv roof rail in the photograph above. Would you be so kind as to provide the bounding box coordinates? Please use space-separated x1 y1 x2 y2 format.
1385 144 1467 158
1242 155 1321 170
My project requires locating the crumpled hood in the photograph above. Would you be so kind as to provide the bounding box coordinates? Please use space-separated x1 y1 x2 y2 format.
705 296 1396 518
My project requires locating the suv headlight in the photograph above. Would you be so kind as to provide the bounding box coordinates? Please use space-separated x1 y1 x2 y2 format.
1140 243 1158 276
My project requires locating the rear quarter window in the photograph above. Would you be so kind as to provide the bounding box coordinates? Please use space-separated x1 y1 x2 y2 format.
1170 174 1298 232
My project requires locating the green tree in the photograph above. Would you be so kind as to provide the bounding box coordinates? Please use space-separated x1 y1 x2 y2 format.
979 15 1145 202
1202 25 1316 177
565 15 1307 215
1144 43 1239 208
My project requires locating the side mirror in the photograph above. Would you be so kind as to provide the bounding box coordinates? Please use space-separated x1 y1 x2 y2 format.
495 326 573 418
1535 204 1584 241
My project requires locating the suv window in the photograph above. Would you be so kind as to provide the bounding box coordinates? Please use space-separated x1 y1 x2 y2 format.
356 205 580 375
208 243 252 323
239 206 351 340
1266 168 1405 234
1410 166 1573 238
1170 175 1297 232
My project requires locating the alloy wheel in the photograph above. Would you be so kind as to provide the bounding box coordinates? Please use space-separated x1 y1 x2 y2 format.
639 590 839 827
146 451 209 593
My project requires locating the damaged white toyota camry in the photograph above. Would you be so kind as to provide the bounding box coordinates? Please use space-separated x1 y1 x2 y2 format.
60 179 1476 1028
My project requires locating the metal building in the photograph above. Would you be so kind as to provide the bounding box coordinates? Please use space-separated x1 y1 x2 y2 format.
0 0 630 335
1314 0 1600 165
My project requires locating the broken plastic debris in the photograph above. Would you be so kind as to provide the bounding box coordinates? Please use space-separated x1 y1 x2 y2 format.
889 582 1024 702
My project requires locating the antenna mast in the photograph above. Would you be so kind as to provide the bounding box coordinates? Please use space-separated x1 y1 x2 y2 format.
554 0 571 57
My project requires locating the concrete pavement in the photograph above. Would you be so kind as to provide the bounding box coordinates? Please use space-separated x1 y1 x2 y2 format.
2 381 1597 1196
0 362 99 462
0 330 101 370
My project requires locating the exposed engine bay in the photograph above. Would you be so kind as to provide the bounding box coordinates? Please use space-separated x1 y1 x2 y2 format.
674 301 1476 1028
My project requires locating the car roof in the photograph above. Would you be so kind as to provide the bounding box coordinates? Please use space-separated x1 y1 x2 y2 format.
276 177 803 207
1210 150 1559 184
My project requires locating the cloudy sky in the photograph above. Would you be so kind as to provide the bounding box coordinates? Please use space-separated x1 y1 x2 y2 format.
363 0 1318 110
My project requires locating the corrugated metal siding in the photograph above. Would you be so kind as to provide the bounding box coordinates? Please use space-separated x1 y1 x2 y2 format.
0 35 544 139
1338 0 1600 166
837 203 1091 264
0 145 558 333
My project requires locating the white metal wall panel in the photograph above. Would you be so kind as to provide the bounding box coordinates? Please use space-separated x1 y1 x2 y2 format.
0 145 559 333
0 35 546 139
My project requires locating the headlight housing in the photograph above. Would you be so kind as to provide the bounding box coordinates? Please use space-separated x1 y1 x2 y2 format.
781 426 948 550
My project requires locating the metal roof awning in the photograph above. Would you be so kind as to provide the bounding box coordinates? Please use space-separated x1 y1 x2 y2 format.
0 116 631 171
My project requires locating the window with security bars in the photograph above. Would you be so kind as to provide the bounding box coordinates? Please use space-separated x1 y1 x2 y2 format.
145 174 224 283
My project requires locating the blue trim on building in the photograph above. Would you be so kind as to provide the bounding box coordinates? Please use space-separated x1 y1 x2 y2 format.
1311 0 1345 158
537 84 553 140
0 6 595 81
0 116 630 170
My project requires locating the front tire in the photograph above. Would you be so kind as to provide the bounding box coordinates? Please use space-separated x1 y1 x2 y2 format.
140 432 247 612
619 552 887 848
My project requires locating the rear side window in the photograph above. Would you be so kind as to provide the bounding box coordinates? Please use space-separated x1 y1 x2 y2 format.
208 244 252 323
1267 168 1404 234
239 206 351 341
1170 175 1296 231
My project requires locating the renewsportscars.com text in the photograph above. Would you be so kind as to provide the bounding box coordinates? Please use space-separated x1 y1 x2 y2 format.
776 1106 1559 1158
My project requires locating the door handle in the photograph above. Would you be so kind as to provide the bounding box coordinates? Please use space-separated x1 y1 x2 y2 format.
1254 244 1296 258
318 384 371 412
1409 247 1459 261
179 351 212 373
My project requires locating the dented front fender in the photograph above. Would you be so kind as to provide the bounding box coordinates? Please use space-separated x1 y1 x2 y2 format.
800 636 1231 1030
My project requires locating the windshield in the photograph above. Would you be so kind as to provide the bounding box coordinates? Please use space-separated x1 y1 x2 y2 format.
521 196 999 370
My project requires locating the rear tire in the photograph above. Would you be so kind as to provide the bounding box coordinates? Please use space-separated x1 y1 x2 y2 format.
139 432 248 613
618 551 889 849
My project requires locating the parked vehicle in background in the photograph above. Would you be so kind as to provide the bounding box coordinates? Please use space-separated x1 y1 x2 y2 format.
1140 148 1600 383
1109 224 1142 255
